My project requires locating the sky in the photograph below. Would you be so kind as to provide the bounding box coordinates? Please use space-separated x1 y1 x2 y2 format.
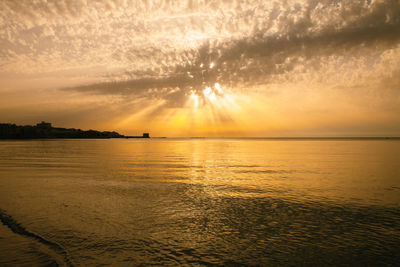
1 0 400 137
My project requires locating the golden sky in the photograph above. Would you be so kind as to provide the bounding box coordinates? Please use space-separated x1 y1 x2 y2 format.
1 0 400 137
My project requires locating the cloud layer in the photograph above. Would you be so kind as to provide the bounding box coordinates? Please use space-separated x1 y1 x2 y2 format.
1 0 400 135
62 1 400 95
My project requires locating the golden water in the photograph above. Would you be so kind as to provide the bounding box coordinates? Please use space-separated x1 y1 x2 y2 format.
0 139 399 265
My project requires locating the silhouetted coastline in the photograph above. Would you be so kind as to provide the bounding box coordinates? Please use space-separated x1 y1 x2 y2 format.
0 121 150 139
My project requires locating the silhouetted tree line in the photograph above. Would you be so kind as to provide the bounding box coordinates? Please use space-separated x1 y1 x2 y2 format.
0 122 125 139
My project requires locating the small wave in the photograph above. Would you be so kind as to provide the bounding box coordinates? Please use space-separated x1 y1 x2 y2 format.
0 208 74 267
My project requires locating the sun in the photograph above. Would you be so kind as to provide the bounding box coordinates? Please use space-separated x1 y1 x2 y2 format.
187 82 237 111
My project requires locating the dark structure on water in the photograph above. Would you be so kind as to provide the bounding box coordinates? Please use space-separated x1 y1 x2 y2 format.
125 132 150 138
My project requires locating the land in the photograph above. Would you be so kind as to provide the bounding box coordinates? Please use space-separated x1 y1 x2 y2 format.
0 122 149 139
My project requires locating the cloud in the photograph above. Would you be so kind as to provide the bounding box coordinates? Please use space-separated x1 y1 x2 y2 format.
61 0 400 106
1 0 400 135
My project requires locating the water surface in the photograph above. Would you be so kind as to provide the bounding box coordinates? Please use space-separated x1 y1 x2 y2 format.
0 139 399 265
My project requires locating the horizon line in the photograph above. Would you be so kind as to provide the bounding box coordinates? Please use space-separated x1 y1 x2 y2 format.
149 136 400 139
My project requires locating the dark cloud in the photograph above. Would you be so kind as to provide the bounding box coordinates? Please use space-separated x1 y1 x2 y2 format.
63 0 400 108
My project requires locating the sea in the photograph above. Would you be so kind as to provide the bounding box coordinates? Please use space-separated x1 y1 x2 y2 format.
0 138 399 266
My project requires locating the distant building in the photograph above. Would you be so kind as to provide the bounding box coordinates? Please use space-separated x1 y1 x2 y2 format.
36 121 52 129
143 133 150 138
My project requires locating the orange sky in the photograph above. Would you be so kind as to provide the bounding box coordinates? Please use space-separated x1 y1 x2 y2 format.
1 0 400 137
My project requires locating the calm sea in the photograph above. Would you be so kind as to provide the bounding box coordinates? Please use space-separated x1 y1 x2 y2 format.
0 139 399 266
